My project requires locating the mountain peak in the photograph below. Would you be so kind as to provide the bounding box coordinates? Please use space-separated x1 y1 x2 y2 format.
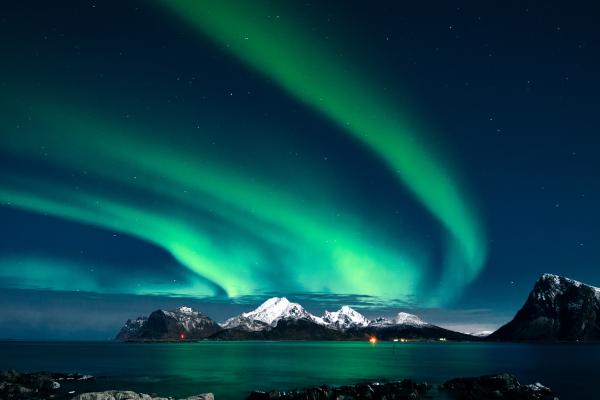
321 306 370 330
540 273 560 279
490 274 600 341
534 274 600 302
116 306 220 340
253 297 291 315
538 273 594 288
177 306 195 314
537 273 575 288
160 306 202 319
249 297 309 325
221 297 317 331
369 311 428 327
394 312 427 326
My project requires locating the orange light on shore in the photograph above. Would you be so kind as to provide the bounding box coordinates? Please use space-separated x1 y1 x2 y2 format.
179 333 185 340
369 336 377 344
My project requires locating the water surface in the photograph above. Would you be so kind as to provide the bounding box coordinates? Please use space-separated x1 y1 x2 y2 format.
0 341 595 399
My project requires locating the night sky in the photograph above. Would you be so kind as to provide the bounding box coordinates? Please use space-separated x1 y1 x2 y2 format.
1 1 599 339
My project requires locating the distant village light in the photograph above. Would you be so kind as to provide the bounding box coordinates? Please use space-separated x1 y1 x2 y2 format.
369 336 377 344
180 333 185 340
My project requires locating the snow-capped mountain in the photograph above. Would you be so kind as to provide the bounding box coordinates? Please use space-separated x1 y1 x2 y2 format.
320 306 370 330
369 312 428 327
116 306 221 340
221 297 434 333
533 273 600 302
161 306 220 332
489 273 600 341
361 311 474 341
394 312 428 326
115 316 147 340
221 297 322 331
116 298 475 341
465 330 493 337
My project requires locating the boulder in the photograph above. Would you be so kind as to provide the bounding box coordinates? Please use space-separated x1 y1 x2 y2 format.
72 391 153 400
0 370 97 399
246 380 428 399
72 391 214 400
246 375 558 400
441 373 558 399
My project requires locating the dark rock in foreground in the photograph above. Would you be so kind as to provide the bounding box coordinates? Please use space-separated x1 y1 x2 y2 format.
442 373 558 400
247 379 428 400
246 373 558 400
0 370 214 400
2 370 558 400
0 370 94 400
72 391 214 400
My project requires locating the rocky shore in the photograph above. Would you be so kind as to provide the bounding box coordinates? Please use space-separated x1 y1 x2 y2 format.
0 370 94 399
0 370 212 400
1 370 558 400
247 373 559 400
71 392 213 400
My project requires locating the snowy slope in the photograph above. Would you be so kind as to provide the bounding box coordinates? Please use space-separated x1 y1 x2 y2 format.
160 306 217 332
321 306 370 330
222 297 323 331
537 273 600 302
115 316 147 340
465 330 493 337
369 312 428 327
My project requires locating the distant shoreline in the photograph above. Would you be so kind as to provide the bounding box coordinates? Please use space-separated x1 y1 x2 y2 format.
2 338 599 344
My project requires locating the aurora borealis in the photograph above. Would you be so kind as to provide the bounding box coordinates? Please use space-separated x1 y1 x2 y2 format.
160 0 487 299
1 0 600 338
0 0 486 304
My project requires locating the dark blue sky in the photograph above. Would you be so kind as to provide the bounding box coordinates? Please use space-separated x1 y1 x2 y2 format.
0 0 599 339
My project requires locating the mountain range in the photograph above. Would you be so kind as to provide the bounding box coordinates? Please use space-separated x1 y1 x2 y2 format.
117 274 600 342
117 297 471 341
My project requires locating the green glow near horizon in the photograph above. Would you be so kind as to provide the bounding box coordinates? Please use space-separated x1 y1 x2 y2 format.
0 107 422 302
159 0 487 297
0 255 217 297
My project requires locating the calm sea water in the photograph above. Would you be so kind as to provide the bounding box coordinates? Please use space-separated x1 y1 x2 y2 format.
0 341 597 399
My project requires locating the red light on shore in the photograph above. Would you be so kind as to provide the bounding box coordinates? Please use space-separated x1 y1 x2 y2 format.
369 336 377 344
179 333 185 340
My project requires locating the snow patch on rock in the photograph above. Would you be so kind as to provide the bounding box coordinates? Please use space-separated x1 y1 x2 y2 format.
538 273 600 302
369 312 428 327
